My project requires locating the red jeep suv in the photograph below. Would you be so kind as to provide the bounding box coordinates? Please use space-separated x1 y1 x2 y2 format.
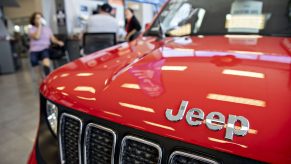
28 0 291 163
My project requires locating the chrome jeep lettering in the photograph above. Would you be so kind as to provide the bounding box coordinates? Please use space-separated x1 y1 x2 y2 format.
165 100 188 122
225 115 250 140
206 112 225 131
186 108 204 126
165 100 250 140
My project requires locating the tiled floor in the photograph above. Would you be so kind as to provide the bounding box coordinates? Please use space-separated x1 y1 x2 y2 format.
0 60 39 164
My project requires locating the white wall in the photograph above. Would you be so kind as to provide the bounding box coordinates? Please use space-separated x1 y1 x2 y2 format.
64 0 125 35
41 0 58 34
3 0 59 34
141 3 154 29
4 0 42 19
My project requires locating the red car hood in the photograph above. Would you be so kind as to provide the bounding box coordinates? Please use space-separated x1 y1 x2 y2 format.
41 36 291 163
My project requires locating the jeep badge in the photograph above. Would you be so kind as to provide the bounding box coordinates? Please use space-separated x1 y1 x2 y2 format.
165 100 250 140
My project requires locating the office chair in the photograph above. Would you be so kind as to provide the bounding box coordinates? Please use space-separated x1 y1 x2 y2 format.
83 33 116 55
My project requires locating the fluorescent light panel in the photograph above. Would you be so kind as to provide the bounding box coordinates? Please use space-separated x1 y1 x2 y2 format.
144 121 175 131
161 66 187 71
223 69 265 79
76 73 94 77
119 102 155 113
121 83 140 89
74 86 96 94
207 93 266 107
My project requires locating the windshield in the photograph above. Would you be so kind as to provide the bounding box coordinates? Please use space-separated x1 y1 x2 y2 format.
145 0 291 37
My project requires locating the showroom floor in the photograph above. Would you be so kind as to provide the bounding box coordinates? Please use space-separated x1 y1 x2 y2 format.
0 60 39 164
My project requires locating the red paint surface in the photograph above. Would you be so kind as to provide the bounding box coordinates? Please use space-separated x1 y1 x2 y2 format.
27 148 37 164
39 36 291 163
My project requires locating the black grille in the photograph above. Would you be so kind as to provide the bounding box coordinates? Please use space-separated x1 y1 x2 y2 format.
85 123 116 164
119 136 162 164
54 111 262 164
60 114 82 164
169 151 219 164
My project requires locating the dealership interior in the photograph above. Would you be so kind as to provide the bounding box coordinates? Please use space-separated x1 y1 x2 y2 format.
0 0 161 163
0 0 291 164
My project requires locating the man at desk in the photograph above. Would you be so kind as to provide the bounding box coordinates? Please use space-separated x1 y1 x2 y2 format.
86 3 118 34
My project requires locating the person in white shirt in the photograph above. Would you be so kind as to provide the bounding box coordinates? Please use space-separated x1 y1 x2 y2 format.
86 3 119 34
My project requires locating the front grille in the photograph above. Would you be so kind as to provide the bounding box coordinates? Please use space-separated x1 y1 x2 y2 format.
169 151 219 164
55 111 261 164
59 113 82 164
84 123 116 164
119 136 162 164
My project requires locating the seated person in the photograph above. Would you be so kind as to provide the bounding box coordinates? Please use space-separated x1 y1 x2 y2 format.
86 3 119 34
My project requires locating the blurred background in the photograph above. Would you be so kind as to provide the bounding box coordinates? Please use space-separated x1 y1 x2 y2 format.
0 0 166 163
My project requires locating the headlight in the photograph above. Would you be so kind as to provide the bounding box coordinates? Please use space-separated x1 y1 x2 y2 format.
46 100 58 135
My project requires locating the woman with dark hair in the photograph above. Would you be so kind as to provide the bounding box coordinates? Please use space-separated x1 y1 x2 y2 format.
29 12 64 77
125 8 141 41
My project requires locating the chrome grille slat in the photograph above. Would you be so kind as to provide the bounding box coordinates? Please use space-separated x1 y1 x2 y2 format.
84 123 116 164
169 151 219 164
59 113 82 164
119 136 162 164
58 113 221 164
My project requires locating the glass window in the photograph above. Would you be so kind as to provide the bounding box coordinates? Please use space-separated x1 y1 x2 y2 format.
145 0 291 37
